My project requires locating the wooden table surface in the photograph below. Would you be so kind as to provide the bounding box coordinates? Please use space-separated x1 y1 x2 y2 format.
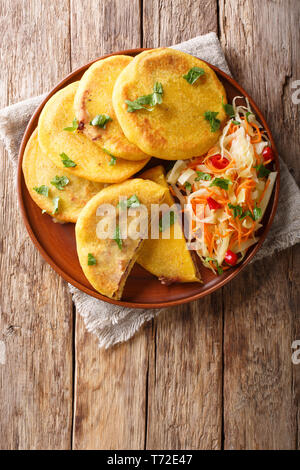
0 0 299 450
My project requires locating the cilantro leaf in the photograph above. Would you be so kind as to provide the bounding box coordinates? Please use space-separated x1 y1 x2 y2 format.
245 111 254 123
63 118 78 132
222 98 235 118
184 182 192 191
117 194 141 210
204 257 223 275
60 153 76 168
204 111 221 132
102 148 117 165
50 175 69 190
255 164 271 179
159 210 176 232
232 120 241 125
210 177 232 190
87 253 97 266
228 203 243 218
195 171 212 181
183 67 205 85
252 205 262 221
52 196 60 215
125 82 163 112
113 225 123 250
90 114 112 128
33 185 49 197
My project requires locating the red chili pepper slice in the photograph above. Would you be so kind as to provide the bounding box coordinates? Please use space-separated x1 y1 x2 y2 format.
207 197 222 210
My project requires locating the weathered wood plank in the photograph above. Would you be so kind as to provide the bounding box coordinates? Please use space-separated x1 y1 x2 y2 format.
0 0 73 449
219 0 300 449
143 0 223 450
143 0 218 47
70 0 149 450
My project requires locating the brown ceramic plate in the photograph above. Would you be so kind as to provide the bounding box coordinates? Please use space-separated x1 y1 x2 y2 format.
17 48 280 309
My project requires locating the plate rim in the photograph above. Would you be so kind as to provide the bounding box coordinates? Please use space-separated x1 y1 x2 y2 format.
17 47 280 309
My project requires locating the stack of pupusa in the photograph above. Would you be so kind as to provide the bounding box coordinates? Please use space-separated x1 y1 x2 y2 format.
22 48 228 299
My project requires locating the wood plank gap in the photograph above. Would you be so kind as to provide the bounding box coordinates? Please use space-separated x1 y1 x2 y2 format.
139 0 144 48
71 301 77 449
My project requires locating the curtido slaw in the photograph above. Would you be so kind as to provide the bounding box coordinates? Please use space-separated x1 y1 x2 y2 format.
167 96 277 275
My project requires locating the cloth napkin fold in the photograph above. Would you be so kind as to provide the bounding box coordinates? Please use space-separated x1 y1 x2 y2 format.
0 32 299 348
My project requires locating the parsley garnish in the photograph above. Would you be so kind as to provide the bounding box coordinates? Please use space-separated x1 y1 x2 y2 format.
63 118 78 132
50 175 69 190
183 67 205 85
232 120 241 125
255 164 271 179
222 98 235 118
210 177 231 190
245 111 254 123
90 114 112 128
33 185 49 197
113 225 123 250
117 194 140 210
195 171 212 181
228 203 243 218
204 111 221 132
228 203 262 221
102 148 117 165
184 182 192 191
205 257 223 275
60 153 76 167
52 197 60 215
159 210 176 232
87 253 97 266
125 82 163 112
252 205 262 221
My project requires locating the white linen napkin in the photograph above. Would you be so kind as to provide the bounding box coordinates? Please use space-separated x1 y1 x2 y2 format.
0 32 299 348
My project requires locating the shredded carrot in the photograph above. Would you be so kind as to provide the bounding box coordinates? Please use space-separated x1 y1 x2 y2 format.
258 179 270 204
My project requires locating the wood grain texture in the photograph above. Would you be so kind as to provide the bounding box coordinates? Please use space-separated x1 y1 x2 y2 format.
0 0 73 450
143 0 223 450
143 0 218 47
70 0 149 450
219 0 300 450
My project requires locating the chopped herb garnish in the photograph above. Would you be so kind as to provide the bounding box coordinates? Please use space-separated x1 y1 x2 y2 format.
245 111 254 123
159 210 176 232
204 111 221 132
60 153 76 167
184 182 192 191
113 225 122 250
210 177 232 190
255 164 271 179
102 147 117 165
117 194 141 210
228 203 262 221
52 196 60 215
33 185 49 197
205 257 223 275
87 253 97 266
63 118 78 132
125 82 163 112
183 67 205 85
50 175 69 190
232 120 241 126
222 98 235 118
252 205 262 221
90 114 112 128
228 203 243 219
195 171 212 181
